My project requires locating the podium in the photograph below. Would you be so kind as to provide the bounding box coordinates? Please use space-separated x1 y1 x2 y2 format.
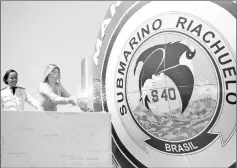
1 111 112 167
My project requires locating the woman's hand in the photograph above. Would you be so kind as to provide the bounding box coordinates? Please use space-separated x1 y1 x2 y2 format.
37 106 44 111
68 96 77 106
76 98 88 112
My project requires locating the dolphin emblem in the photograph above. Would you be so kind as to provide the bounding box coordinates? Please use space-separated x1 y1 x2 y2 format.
134 41 196 114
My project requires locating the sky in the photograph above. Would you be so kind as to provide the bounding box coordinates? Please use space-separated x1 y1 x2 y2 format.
1 1 112 112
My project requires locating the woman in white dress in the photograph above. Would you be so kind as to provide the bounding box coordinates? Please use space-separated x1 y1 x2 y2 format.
38 64 87 111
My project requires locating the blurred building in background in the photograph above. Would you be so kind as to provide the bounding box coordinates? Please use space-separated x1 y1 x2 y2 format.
80 55 94 110
81 55 93 93
81 58 86 91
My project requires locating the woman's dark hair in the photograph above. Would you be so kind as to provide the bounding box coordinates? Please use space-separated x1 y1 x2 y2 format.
3 69 18 84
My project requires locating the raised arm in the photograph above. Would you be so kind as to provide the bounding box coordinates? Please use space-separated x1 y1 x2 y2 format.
24 89 43 111
39 83 70 105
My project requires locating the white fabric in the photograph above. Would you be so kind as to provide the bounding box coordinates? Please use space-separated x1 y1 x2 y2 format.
1 86 41 111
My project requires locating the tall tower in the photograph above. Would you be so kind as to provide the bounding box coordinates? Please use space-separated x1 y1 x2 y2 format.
80 55 93 109
81 58 86 91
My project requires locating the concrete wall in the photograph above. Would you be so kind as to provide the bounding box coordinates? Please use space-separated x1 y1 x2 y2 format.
1 111 112 167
